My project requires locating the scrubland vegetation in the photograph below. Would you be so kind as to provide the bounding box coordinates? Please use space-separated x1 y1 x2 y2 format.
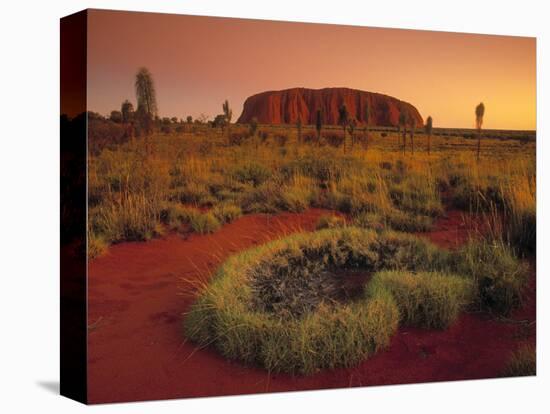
86 119 535 259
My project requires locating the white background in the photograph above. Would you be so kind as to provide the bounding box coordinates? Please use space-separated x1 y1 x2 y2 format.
0 0 547 412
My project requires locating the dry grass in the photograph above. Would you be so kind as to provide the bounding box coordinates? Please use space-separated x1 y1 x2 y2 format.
88 124 535 260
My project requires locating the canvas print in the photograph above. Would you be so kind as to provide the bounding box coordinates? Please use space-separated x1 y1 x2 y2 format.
60 9 536 404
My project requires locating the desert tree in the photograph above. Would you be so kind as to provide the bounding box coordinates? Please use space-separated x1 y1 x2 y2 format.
135 67 158 156
121 99 134 124
223 100 233 141
475 102 485 161
248 117 258 148
296 116 303 145
197 113 209 124
338 104 349 153
363 103 370 151
398 109 408 155
347 118 357 149
212 114 227 132
110 110 122 123
315 109 323 146
409 115 417 155
186 115 193 124
249 117 259 139
425 116 433 155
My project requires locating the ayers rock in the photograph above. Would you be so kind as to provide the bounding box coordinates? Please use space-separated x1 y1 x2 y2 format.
237 87 423 127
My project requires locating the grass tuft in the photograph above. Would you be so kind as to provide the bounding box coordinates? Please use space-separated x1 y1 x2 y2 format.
502 344 536 377
369 270 474 329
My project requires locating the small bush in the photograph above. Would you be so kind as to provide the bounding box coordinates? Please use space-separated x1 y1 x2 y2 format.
274 133 289 147
302 131 318 144
502 344 536 377
324 132 345 148
159 204 198 228
229 132 247 146
92 196 160 242
233 163 271 187
188 212 221 234
369 270 474 329
211 203 242 224
453 240 529 315
170 182 213 206
240 182 281 213
380 161 392 170
277 179 318 212
88 233 108 259
316 214 346 230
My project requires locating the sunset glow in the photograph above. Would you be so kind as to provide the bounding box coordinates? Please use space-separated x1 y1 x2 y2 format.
87 9 536 130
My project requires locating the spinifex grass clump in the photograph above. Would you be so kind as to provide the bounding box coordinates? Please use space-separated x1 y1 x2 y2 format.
183 228 476 374
452 239 529 315
369 270 474 329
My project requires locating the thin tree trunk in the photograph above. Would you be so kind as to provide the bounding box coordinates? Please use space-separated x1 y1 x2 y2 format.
477 128 481 161
427 133 431 155
343 127 346 153
410 131 414 155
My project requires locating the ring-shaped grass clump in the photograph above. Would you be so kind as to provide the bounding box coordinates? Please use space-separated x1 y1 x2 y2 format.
184 227 526 374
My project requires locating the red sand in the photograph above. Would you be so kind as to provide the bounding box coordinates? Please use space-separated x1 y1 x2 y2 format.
87 209 535 404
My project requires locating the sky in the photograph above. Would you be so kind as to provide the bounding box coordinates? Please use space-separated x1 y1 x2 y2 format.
87 9 536 130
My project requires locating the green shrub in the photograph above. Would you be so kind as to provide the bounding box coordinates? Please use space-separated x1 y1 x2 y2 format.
91 196 160 242
276 179 318 212
211 203 242 224
159 203 199 228
453 240 529 315
240 182 281 213
188 212 221 234
233 163 271 187
502 344 536 377
389 181 443 217
369 270 474 329
169 182 214 206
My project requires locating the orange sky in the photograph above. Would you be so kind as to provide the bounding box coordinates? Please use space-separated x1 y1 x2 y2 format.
87 9 536 130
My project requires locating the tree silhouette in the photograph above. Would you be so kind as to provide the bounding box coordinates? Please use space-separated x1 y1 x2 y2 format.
338 104 349 153
364 103 370 151
223 100 233 141
425 116 433 155
109 110 122 123
475 102 485 161
409 115 417 155
315 109 323 146
135 67 158 156
121 100 134 124
296 116 303 145
347 118 357 149
398 109 408 155
249 117 259 137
